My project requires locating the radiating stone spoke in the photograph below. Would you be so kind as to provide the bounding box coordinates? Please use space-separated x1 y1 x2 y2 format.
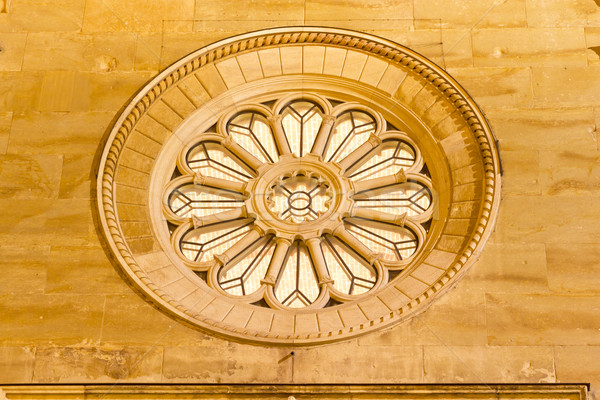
261 238 291 286
338 133 382 173
221 135 264 172
333 224 381 266
352 169 406 194
194 172 248 195
305 237 334 285
268 115 292 155
213 225 264 267
310 115 336 157
350 207 407 227
192 206 250 229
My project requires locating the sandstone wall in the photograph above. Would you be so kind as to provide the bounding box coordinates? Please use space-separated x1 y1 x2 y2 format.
1 0 600 396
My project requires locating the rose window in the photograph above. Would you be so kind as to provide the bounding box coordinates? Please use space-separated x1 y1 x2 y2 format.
162 95 433 310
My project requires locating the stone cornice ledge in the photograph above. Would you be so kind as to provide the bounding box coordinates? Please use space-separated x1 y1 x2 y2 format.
0 384 589 400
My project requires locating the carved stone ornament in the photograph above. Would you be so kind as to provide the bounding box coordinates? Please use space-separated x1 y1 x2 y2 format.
97 27 501 345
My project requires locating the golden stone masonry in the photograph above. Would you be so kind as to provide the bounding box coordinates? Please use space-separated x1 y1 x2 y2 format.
1 0 600 397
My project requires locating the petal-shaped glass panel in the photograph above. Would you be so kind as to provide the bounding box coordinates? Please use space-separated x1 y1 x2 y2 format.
180 220 253 263
281 101 323 157
345 220 418 262
325 110 376 163
219 236 275 296
168 184 245 219
352 182 432 218
349 139 416 181
322 235 376 295
186 141 253 182
275 241 320 308
227 112 278 163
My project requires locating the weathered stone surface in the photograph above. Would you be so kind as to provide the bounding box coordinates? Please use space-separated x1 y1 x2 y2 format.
461 243 549 294
525 0 600 27
586 28 600 66
423 346 555 383
555 346 600 388
0 347 35 383
33 346 162 383
448 67 532 108
0 33 27 71
100 294 214 346
360 289 487 346
546 244 600 294
486 293 600 345
472 28 587 67
532 66 600 107
162 345 292 383
501 150 540 196
82 0 195 32
0 154 63 199
8 112 116 154
494 196 600 243
0 111 11 154
539 148 600 196
23 33 136 72
46 246 130 294
0 294 104 346
415 0 527 28
0 245 48 295
440 29 474 68
0 0 86 32
0 199 95 246
486 107 596 151
292 343 423 383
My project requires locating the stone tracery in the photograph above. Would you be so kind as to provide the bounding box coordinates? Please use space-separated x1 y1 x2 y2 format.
163 95 433 310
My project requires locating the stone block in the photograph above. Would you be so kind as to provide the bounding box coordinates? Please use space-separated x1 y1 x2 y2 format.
485 107 596 152
494 196 600 243
586 28 600 65
196 0 304 22
546 244 600 294
501 150 541 196
360 289 487 346
8 112 113 154
423 345 555 383
0 111 10 154
23 33 136 72
525 0 600 27
555 346 600 389
82 0 195 32
448 67 532 108
162 344 292 382
532 66 600 107
32 346 162 383
414 0 527 28
0 33 27 71
461 243 549 294
46 246 130 295
100 294 212 346
486 293 600 345
0 245 48 295
472 28 587 67
441 29 474 68
58 153 94 199
539 148 600 196
305 0 413 21
0 0 85 32
0 154 63 199
0 294 104 346
0 347 35 383
0 199 95 246
292 343 422 383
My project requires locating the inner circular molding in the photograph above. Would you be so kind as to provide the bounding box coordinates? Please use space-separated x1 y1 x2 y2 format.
97 27 501 345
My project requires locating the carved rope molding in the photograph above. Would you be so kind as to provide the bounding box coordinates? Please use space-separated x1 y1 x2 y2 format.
97 26 501 344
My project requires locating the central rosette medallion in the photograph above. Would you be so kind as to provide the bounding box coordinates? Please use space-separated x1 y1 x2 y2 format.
246 154 352 241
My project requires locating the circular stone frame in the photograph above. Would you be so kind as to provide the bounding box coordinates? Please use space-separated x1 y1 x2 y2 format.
97 27 501 345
